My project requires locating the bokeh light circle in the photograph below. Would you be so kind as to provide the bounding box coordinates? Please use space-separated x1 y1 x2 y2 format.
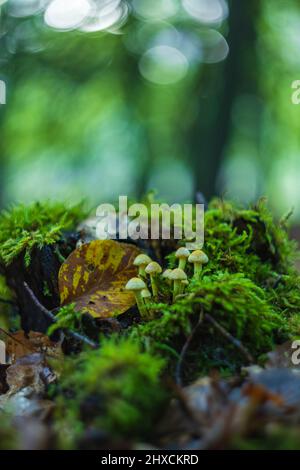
182 0 228 24
132 0 179 21
8 0 47 18
44 0 92 31
80 1 128 33
139 45 189 85
201 29 229 63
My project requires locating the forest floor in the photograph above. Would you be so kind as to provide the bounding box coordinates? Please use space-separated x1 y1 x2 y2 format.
1 198 300 450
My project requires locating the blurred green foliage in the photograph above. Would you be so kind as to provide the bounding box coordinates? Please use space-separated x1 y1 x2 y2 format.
0 0 300 220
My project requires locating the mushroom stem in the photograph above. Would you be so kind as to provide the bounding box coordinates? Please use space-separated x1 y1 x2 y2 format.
143 300 152 319
135 292 147 318
188 250 208 280
138 266 146 278
178 258 187 271
134 254 152 279
180 280 189 294
141 289 152 310
162 270 172 286
169 268 187 302
150 275 159 298
125 277 148 319
173 279 181 301
193 262 202 279
145 262 162 299
175 247 190 273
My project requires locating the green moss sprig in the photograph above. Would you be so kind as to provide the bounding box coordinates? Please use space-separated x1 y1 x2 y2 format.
54 338 167 447
0 201 86 267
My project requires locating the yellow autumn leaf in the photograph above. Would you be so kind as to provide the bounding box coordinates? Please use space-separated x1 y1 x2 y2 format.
58 240 141 318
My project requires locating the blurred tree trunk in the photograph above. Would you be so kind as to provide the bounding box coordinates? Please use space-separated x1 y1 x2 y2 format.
120 44 154 199
190 0 261 201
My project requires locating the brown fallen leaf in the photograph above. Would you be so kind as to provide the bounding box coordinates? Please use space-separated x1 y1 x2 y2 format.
157 376 233 449
58 240 141 318
0 353 56 423
157 369 300 450
5 353 56 393
4 330 62 363
245 368 300 408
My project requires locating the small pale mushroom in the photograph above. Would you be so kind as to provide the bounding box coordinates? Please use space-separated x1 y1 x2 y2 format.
188 250 208 279
169 268 187 301
125 277 147 318
145 261 162 298
175 247 190 271
141 288 152 306
180 279 189 294
133 254 152 278
162 269 172 285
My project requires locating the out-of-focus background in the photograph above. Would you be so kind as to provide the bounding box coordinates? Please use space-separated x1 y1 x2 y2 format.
0 0 299 218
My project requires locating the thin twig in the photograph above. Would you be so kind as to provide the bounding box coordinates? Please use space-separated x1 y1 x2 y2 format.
205 313 254 364
23 282 98 349
175 311 204 386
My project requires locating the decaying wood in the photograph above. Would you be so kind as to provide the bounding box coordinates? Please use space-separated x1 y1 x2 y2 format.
23 282 98 349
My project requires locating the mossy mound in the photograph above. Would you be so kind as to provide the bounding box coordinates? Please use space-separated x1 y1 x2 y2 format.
131 199 300 375
53 338 166 448
0 200 86 267
204 198 297 283
133 273 284 352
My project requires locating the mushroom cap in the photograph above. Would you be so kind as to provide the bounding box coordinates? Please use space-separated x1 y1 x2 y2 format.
175 247 190 259
162 269 172 279
145 261 162 275
141 288 152 299
181 280 189 286
188 250 208 265
125 277 146 291
169 268 187 281
133 253 152 267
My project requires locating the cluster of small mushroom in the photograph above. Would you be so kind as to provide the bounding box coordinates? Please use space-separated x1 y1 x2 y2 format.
166 248 209 301
125 248 208 320
125 254 157 319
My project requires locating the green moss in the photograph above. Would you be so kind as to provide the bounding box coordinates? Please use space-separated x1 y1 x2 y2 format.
38 198 300 379
0 196 299 447
202 198 297 284
287 315 300 338
0 200 86 266
131 198 299 374
47 303 82 336
0 275 14 329
43 281 52 297
266 274 300 316
0 274 12 297
132 273 284 358
54 337 167 446
166 198 297 284
190 273 285 350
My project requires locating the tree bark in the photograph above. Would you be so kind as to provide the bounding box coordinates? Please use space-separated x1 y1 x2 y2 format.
190 0 261 200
